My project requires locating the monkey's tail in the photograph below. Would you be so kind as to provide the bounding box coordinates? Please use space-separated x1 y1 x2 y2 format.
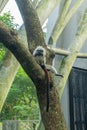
44 68 50 112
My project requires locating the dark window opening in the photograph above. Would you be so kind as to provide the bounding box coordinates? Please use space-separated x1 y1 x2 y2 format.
69 68 87 130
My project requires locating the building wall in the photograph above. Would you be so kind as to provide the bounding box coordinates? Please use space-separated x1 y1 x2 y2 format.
62 1 87 69
46 0 87 130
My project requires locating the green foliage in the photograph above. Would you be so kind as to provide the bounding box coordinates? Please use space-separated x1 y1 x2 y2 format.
0 11 19 29
0 68 39 121
0 11 39 121
0 44 6 61
0 11 19 61
0 122 2 126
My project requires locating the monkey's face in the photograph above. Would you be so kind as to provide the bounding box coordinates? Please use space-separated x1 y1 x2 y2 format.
33 46 46 65
33 46 46 57
34 49 46 65
34 49 44 56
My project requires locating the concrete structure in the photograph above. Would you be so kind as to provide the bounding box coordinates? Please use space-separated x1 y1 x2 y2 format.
46 1 87 130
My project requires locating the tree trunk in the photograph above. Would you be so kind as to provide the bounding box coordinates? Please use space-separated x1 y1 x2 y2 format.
36 80 67 130
0 51 19 112
0 20 67 130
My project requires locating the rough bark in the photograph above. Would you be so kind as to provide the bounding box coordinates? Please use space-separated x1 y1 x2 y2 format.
15 0 46 53
15 0 55 64
0 21 44 81
0 25 28 112
13 2 66 129
1 0 85 129
0 0 61 114
0 0 59 111
0 20 67 130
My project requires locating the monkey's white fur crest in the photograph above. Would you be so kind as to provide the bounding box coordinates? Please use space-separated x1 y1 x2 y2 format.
33 46 63 77
33 46 46 65
33 46 46 56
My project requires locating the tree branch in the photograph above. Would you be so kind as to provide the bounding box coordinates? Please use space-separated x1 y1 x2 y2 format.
33 0 39 7
15 0 55 66
0 20 44 83
36 0 61 25
51 0 85 43
57 9 87 98
48 46 87 58
15 0 46 52
0 20 67 130
60 0 72 17
0 24 28 112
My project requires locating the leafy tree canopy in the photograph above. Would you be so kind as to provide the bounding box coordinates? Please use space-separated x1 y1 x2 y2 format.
0 11 19 61
0 11 19 29
0 11 39 121
0 68 39 121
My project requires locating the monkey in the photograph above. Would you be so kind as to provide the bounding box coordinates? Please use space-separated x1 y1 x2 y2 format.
33 46 50 112
33 46 63 112
33 46 63 76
